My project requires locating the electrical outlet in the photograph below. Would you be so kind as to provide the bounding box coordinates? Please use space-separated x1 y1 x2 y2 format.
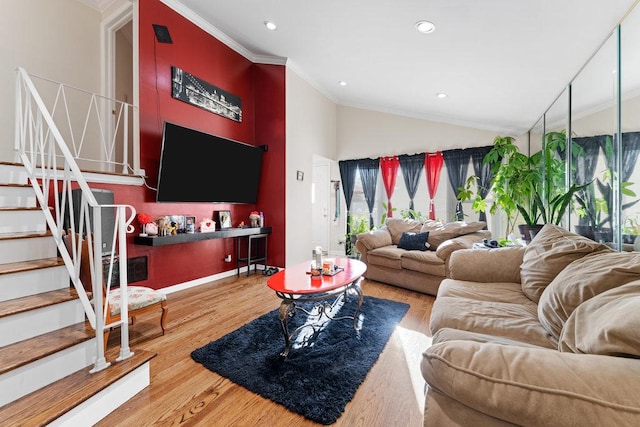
224 254 232 262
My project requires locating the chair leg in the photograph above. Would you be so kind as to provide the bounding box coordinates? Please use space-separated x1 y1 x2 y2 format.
160 302 168 335
103 329 111 354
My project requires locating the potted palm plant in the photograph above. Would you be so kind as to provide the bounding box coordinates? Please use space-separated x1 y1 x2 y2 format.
483 132 587 241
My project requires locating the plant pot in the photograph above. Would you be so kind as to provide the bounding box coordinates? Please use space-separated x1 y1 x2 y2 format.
518 224 544 243
593 227 613 244
622 234 637 245
575 225 596 241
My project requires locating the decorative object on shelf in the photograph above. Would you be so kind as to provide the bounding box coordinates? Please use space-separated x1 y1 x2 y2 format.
137 213 153 237
200 219 216 233
249 211 260 228
185 216 195 234
217 210 232 228
145 221 158 236
156 216 168 236
171 66 242 122
168 215 186 233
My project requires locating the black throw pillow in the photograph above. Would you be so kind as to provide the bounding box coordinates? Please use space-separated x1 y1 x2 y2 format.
397 231 430 251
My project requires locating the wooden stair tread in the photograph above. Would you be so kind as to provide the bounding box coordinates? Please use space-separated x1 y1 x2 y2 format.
0 257 64 275
0 349 156 426
0 287 78 318
0 183 31 188
0 207 43 212
0 321 94 375
0 230 53 240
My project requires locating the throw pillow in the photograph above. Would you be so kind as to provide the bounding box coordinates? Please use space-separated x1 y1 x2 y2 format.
385 218 423 244
538 251 640 340
420 221 486 250
559 280 640 357
520 224 611 303
397 231 430 251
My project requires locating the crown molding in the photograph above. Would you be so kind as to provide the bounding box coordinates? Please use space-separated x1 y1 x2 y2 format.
76 0 119 13
160 0 283 66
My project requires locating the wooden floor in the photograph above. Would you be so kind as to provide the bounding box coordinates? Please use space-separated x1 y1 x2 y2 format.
96 274 435 426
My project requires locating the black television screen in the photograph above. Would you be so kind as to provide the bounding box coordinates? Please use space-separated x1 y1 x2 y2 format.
156 122 263 203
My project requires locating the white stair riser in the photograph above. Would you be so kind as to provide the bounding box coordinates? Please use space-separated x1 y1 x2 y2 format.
0 265 69 302
0 210 46 234
0 165 29 185
0 299 86 347
0 236 56 263
0 339 96 407
0 186 36 208
50 362 150 427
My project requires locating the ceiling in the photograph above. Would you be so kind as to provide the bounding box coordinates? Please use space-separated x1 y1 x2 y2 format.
164 0 638 135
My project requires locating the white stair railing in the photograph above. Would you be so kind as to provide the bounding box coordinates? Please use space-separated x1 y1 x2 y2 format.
15 69 138 175
14 66 137 372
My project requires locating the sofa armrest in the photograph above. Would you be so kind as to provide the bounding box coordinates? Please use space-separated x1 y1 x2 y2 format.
355 228 392 252
422 341 640 426
448 246 524 283
435 230 491 261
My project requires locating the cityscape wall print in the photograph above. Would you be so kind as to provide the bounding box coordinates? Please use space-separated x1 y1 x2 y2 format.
171 66 242 122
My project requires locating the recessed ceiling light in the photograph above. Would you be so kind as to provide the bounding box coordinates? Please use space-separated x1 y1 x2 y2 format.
415 20 436 34
264 21 277 31
436 92 448 99
339 81 348 86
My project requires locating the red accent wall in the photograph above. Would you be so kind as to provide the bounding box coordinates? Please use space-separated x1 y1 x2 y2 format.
102 0 286 289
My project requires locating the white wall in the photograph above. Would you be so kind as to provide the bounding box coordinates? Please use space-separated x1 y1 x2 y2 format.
285 69 338 266
0 0 102 161
336 106 502 159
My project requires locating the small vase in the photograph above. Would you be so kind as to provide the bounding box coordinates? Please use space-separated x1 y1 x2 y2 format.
140 224 148 237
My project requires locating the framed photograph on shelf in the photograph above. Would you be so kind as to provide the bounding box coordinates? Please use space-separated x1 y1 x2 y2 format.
185 216 196 234
217 210 232 229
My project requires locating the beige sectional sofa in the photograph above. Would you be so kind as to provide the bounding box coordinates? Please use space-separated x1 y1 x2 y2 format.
422 224 640 425
355 218 490 295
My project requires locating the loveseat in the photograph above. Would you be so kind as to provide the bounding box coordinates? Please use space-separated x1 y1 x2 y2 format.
355 218 490 295
422 224 640 426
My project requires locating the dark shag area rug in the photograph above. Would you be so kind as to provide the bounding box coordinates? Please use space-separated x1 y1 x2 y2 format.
191 295 410 425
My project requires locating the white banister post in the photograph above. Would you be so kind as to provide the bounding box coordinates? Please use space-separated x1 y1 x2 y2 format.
117 206 133 361
90 207 111 373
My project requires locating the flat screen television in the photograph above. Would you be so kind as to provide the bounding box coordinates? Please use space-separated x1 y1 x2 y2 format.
156 122 264 203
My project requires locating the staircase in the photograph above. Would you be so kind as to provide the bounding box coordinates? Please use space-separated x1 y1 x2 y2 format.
0 162 154 426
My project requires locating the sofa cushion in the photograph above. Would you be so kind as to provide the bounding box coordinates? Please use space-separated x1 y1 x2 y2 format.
432 327 544 348
400 250 445 276
520 224 611 303
421 221 486 249
355 228 392 250
385 218 423 244
538 251 640 340
397 231 430 251
429 295 556 349
366 246 404 269
448 247 525 283
437 279 530 304
422 341 640 426
559 280 640 357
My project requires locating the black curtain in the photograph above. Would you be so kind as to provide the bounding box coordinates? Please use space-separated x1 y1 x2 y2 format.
443 148 472 221
398 153 425 214
339 159 358 255
357 158 380 230
622 132 640 182
573 136 603 225
469 146 494 224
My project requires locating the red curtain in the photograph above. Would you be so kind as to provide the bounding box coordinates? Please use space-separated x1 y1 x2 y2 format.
424 152 444 220
380 156 399 218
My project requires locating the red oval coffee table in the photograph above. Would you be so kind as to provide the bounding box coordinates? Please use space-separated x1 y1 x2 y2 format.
267 257 367 357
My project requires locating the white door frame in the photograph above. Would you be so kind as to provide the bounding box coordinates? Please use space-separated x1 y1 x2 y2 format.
100 0 141 175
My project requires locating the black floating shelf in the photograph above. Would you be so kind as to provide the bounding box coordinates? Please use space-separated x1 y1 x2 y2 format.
133 227 272 247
